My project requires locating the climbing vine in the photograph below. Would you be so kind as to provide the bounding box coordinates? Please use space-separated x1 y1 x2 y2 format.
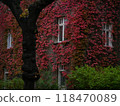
0 0 120 81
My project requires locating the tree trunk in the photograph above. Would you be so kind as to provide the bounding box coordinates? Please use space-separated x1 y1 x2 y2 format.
21 23 40 89
0 0 54 90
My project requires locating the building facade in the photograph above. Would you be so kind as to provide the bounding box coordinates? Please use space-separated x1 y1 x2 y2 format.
0 0 120 89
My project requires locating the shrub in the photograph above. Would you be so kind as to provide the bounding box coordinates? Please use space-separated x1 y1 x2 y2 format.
67 65 120 90
0 80 4 89
36 71 58 90
0 77 24 90
12 77 24 89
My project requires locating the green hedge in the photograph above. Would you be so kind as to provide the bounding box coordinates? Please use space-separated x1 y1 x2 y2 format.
67 65 120 90
1 65 120 90
0 71 58 90
0 77 24 90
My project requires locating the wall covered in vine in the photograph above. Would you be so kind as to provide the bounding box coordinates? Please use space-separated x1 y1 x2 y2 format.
0 0 120 80
36 0 120 74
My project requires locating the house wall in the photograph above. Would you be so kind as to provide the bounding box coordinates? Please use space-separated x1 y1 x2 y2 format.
0 0 120 88
35 0 119 88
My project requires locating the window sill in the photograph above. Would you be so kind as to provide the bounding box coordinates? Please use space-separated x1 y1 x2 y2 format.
59 69 65 72
7 47 13 49
104 45 113 48
59 85 66 90
54 40 70 45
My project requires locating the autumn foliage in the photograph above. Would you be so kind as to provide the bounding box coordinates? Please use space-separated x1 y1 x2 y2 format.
0 0 120 80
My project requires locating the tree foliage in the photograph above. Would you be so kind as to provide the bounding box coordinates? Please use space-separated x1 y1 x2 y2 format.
67 65 120 90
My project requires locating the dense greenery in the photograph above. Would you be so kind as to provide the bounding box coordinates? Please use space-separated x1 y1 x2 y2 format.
1 65 120 90
0 77 24 89
67 65 120 90
0 71 58 90
36 71 58 90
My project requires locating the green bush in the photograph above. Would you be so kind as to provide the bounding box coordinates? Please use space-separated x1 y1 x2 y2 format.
67 65 120 90
0 77 24 90
12 77 24 89
0 70 58 90
0 80 4 89
36 71 58 90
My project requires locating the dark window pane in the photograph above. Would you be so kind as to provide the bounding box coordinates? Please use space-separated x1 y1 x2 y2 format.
103 23 105 29
103 31 105 35
64 25 67 40
106 31 109 46
59 26 63 41
106 24 109 29
60 72 65 86
59 18 63 24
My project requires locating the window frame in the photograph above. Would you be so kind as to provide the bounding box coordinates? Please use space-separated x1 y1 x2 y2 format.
7 33 13 49
58 17 67 43
58 65 66 89
3 68 9 89
4 68 9 81
102 23 113 47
